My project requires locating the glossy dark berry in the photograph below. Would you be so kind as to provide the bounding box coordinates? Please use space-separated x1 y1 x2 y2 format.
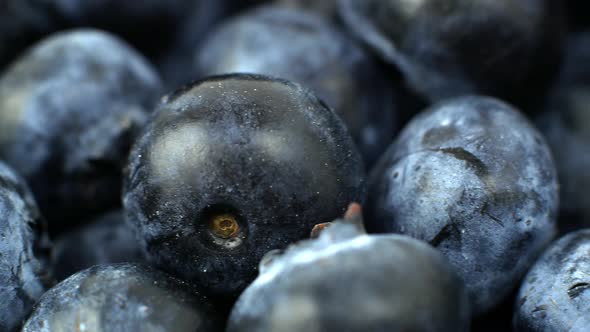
195 6 396 168
123 74 366 300
367 96 558 315
0 29 162 234
339 0 564 106
22 263 222 332
536 32 590 231
52 210 144 281
228 206 470 331
0 161 51 332
514 230 590 331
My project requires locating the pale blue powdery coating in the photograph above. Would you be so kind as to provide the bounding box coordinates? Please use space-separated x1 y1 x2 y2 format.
0 161 50 332
367 96 558 315
0 29 162 231
22 263 221 332
229 219 470 331
515 230 590 331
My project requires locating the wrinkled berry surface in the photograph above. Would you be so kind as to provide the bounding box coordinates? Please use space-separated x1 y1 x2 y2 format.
367 96 558 314
514 230 590 331
0 161 50 332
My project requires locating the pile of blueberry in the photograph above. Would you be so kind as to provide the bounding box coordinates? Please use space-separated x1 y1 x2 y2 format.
0 0 588 331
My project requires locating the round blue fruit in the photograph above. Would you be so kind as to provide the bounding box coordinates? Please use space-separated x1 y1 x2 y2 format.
367 96 558 314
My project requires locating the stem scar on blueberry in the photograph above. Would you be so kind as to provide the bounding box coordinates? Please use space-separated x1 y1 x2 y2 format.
206 211 245 250
210 214 240 239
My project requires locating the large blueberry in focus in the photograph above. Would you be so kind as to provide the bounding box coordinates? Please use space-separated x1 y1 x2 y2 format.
0 161 51 332
367 96 558 315
228 207 470 331
22 263 222 332
514 230 590 331
339 0 564 106
52 210 144 281
0 29 162 234
123 74 365 300
536 32 590 231
195 6 396 168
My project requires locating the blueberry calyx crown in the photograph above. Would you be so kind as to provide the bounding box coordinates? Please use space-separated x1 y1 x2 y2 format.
209 213 240 239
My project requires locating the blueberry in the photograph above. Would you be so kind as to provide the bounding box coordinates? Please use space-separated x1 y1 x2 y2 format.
0 161 51 332
339 0 564 106
194 5 396 168
22 263 222 332
123 74 366 301
52 210 144 281
536 32 590 231
0 29 162 234
514 230 590 331
366 96 558 314
228 205 470 331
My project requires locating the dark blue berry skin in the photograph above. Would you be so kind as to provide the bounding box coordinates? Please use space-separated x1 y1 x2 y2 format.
22 263 222 332
0 161 51 332
514 230 590 331
123 74 366 301
536 32 590 231
366 96 558 315
339 0 564 107
195 6 397 168
0 29 162 235
228 215 470 332
52 210 144 281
